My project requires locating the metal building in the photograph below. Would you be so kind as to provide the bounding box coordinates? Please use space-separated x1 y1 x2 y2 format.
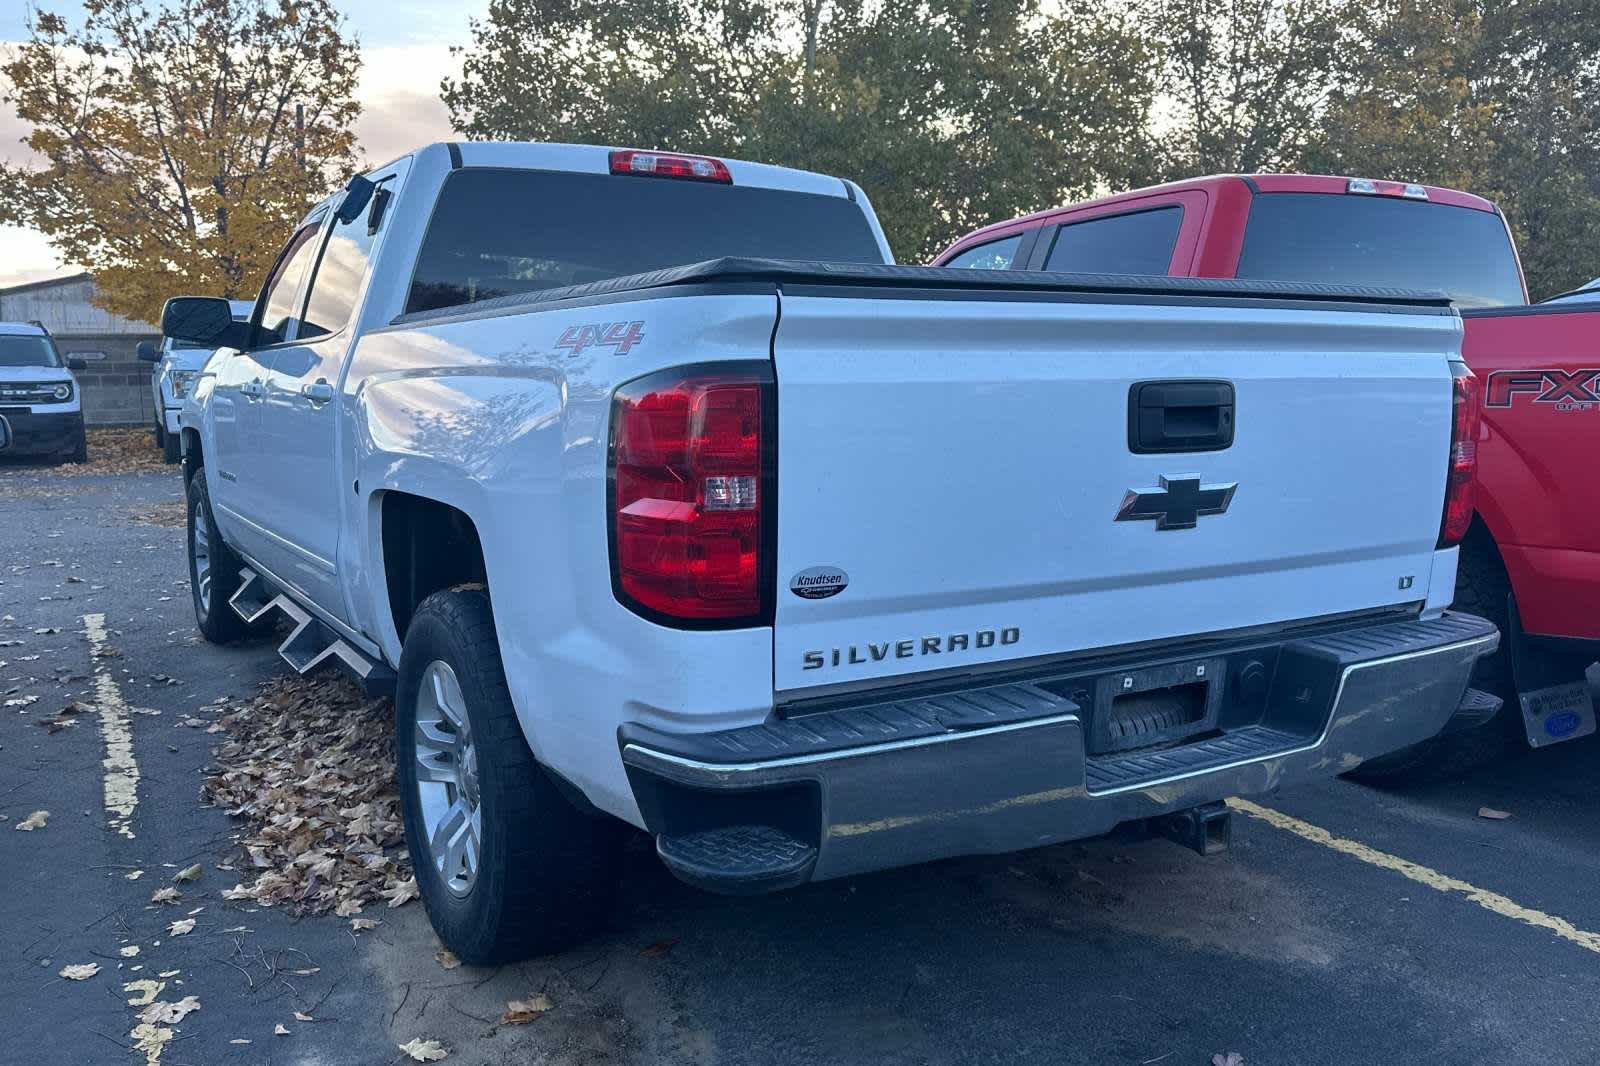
0 274 160 426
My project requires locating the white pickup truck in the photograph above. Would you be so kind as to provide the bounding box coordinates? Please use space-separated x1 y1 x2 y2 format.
166 141 1499 963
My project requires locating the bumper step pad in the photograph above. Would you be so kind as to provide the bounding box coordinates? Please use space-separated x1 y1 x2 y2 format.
624 680 1078 764
656 825 817 895
1085 725 1305 793
1445 687 1505 733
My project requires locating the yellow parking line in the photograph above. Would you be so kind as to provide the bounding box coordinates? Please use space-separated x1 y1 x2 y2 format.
1228 797 1600 955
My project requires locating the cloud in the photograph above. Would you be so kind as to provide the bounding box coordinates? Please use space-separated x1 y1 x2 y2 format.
354 43 461 164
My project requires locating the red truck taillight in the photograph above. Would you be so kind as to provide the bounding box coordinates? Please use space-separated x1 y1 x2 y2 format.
1438 363 1480 548
608 363 774 625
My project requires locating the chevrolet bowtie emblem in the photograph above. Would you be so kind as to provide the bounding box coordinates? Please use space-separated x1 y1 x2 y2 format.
1116 474 1237 530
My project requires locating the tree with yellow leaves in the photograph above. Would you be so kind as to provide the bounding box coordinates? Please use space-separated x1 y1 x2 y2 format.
0 0 361 324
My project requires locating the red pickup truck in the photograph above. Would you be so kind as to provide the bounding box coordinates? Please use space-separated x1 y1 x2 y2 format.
935 174 1599 781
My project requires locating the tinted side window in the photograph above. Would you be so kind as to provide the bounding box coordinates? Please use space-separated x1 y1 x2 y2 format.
405 169 885 315
944 234 1023 270
300 191 385 339
1043 207 1182 275
255 222 324 346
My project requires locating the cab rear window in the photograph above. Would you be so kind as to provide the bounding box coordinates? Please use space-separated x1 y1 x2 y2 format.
406 169 885 315
1237 194 1524 307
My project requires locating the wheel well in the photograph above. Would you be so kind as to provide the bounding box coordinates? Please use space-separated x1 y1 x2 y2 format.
381 493 488 641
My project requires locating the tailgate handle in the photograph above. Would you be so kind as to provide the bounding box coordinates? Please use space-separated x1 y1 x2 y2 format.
1128 380 1235 454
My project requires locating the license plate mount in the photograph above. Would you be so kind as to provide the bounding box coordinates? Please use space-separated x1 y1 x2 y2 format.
1519 679 1597 748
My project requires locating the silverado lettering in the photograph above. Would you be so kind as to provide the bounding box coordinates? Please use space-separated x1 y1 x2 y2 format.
803 628 1021 670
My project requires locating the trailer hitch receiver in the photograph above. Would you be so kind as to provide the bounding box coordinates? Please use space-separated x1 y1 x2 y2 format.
1157 800 1232 856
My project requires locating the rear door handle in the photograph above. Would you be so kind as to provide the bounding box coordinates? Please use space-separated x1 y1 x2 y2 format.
300 380 335 405
1128 380 1235 453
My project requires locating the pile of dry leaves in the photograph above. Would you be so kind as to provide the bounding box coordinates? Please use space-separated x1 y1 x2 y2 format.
201 674 416 916
0 426 173 477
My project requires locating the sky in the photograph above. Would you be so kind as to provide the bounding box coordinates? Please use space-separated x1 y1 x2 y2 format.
0 0 484 288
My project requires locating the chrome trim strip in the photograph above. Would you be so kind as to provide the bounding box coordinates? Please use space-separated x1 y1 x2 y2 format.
623 713 1083 778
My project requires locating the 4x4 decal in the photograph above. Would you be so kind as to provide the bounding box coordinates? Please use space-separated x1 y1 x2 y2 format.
1485 368 1600 410
555 320 645 356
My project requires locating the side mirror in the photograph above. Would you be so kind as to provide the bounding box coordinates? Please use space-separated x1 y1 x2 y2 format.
67 357 88 372
136 340 160 364
160 296 251 350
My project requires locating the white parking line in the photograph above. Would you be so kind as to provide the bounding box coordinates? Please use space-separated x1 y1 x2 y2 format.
84 612 139 839
1229 797 1600 955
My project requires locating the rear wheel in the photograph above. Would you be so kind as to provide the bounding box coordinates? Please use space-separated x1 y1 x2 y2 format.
397 587 621 963
186 469 253 643
1348 524 1522 785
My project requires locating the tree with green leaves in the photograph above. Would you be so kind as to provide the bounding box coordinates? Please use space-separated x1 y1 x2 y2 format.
443 0 1161 262
1139 0 1354 176
1304 0 1600 298
0 0 362 323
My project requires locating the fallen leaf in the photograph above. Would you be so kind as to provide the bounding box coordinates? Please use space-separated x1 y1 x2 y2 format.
139 996 201 1025
150 887 181 904
167 918 196 936
1213 1055 1246 1066
1478 807 1513 821
397 1038 450 1061
350 917 379 932
59 962 99 980
173 863 202 882
125 870 144 880
500 994 553 1025
293 1011 313 1022
434 948 461 970
123 979 166 1005
640 938 679 958
385 878 420 908
335 898 363 917
230 1039 252 1045
119 946 140 958
130 1024 173 1060
16 810 49 831
274 1023 291 1036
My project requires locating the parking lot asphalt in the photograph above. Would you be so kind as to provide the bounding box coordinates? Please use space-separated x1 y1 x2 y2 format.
3 465 1598 1066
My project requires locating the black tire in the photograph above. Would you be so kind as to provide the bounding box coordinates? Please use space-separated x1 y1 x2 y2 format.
1348 524 1522 785
162 431 181 464
397 587 621 963
186 468 253 643
154 424 165 449
59 433 88 465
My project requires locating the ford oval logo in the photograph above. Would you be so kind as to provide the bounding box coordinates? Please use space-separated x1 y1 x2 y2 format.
1545 712 1583 739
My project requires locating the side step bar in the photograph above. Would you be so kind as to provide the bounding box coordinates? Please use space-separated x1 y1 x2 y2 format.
229 568 395 697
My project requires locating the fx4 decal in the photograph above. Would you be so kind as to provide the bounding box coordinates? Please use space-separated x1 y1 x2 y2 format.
1485 368 1600 410
555 321 645 356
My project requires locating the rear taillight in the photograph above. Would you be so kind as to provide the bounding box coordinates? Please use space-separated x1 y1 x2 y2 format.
609 363 773 625
609 149 732 184
1438 363 1480 548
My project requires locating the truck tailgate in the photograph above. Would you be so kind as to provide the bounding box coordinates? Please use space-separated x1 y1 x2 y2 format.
772 284 1460 693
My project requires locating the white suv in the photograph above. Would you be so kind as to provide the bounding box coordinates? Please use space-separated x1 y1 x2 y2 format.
0 321 88 464
140 299 252 463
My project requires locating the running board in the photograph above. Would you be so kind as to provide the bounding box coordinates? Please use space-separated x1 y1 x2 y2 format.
228 568 395 697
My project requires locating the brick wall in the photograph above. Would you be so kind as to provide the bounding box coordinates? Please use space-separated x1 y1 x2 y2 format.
57 333 159 426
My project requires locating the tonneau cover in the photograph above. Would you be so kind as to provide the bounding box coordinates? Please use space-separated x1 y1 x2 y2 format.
392 257 1454 327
